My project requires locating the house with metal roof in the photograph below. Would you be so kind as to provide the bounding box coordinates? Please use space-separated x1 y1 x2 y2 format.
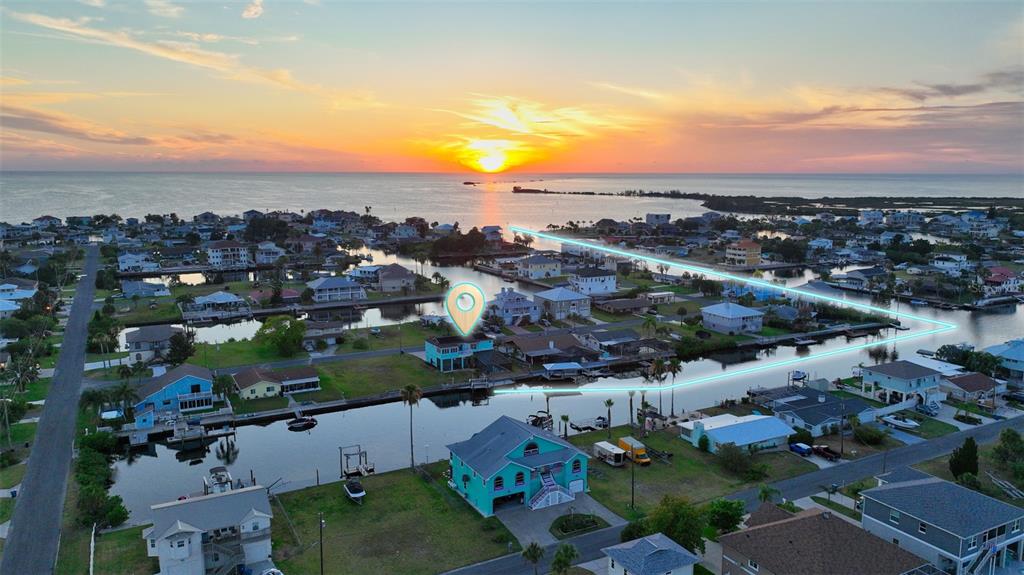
142 485 275 575
861 476 1024 575
602 532 700 575
132 364 214 430
678 413 793 454
861 360 945 405
446 415 589 517
533 286 591 320
985 339 1024 383
306 276 367 303
700 302 764 335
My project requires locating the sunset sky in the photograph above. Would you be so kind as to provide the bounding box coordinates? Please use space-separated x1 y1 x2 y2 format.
1 1 1022 173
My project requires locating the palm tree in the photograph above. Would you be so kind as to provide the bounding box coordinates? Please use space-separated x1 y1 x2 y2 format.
117 364 133 383
551 543 580 575
132 361 147 384
560 414 569 439
641 314 657 337
401 384 422 470
80 388 108 415
758 483 781 503
627 390 636 426
521 541 544 575
666 358 682 416
650 358 666 413
110 381 139 420
604 398 614 439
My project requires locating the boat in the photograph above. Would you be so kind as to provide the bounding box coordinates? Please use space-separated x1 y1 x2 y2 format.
344 479 366 504
204 466 237 494
287 416 317 432
881 415 921 431
526 411 554 430
909 299 928 306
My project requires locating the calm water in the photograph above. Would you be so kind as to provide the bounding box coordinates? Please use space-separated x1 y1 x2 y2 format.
3 172 1021 229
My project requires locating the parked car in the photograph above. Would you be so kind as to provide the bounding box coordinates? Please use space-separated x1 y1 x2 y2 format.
812 444 841 462
1003 391 1024 403
789 443 813 456
915 402 939 416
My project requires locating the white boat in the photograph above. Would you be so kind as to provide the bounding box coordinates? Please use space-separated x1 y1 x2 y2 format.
882 415 921 431
344 479 366 504
909 299 928 306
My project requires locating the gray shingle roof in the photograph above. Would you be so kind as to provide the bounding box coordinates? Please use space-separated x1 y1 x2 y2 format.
875 467 932 485
125 324 183 344
446 416 586 480
146 486 272 541
766 387 872 426
863 360 940 380
862 477 1024 537
601 533 700 575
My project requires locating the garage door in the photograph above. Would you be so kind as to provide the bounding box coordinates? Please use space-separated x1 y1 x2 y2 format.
569 479 584 493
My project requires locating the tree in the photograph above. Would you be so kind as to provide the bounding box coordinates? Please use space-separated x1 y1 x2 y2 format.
993 429 1024 468
521 542 544 575
647 494 708 554
213 375 234 398
641 314 658 337
704 498 745 534
697 434 710 452
604 398 614 439
117 364 133 383
758 483 780 503
549 543 579 575
949 436 979 478
166 331 196 365
80 388 109 416
560 414 569 439
666 358 682 416
255 316 306 357
109 381 139 420
401 384 422 470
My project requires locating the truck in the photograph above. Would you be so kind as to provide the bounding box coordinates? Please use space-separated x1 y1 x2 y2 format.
812 444 841 462
592 441 626 467
618 436 652 466
789 442 813 456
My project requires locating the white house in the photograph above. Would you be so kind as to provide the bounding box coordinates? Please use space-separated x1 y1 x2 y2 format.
807 238 833 251
679 413 793 453
516 254 562 279
0 300 18 319
118 252 160 273
534 287 592 320
570 267 617 296
858 210 885 226
254 241 286 265
487 287 541 325
306 276 367 303
701 302 764 335
481 225 503 243
602 533 700 575
645 213 671 226
930 252 972 277
143 486 275 575
206 240 252 269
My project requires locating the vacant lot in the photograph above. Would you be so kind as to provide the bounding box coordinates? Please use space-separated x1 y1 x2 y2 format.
915 444 1024 508
313 355 466 401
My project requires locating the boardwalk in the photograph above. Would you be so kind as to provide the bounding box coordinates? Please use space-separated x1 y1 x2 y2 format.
2 245 98 575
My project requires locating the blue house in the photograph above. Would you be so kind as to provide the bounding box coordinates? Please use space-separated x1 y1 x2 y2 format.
447 416 589 517
861 360 943 405
985 339 1024 383
424 335 494 372
133 364 214 429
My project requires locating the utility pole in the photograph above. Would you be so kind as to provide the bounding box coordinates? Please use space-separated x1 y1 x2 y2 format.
630 459 636 510
319 512 325 575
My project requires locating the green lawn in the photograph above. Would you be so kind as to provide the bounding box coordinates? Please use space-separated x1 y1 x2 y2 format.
313 355 464 401
830 389 886 408
893 410 958 439
272 463 518 575
915 444 1024 508
331 321 448 354
188 339 307 369
944 400 995 418
228 393 289 415
91 526 158 575
810 496 862 521
21 377 52 402
115 299 181 325
568 426 816 519
759 326 792 337
55 478 89 574
591 309 631 323
6 422 38 447
549 513 610 540
0 464 27 489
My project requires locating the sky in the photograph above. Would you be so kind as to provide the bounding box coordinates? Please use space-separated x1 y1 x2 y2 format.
1 1 1022 174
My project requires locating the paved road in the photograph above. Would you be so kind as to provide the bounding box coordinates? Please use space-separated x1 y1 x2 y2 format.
444 524 625 575
729 415 1024 510
2 245 98 575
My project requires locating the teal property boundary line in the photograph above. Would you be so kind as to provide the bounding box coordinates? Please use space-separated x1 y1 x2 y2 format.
493 226 957 394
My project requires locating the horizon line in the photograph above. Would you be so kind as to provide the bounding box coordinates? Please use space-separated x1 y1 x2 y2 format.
2 170 1022 177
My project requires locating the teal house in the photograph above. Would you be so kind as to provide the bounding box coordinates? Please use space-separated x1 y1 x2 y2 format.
425 335 494 373
447 416 589 517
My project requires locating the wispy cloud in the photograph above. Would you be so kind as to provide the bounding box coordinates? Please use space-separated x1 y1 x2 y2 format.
242 0 264 19
875 67 1024 102
77 0 106 7
144 0 183 18
592 82 671 103
0 105 154 145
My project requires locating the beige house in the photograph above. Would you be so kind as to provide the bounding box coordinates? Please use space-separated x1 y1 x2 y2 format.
232 366 321 399
725 240 761 266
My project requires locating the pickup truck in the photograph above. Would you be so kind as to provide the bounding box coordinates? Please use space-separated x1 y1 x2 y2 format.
789 443 813 456
812 445 841 462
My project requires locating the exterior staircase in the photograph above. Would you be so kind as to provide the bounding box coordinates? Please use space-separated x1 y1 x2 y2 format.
966 543 995 575
528 472 575 510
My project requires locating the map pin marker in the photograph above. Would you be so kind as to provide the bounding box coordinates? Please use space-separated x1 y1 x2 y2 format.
445 282 487 337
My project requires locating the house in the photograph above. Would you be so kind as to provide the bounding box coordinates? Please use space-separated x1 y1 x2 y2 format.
193 211 221 225
516 254 562 279
31 215 62 229
754 384 875 437
570 267 617 296
583 329 641 356
302 320 348 347
886 211 927 228
533 287 591 320
859 210 885 226
132 364 214 430
180 291 251 322
232 366 321 399
121 280 171 299
125 325 184 363
940 372 1005 402
206 240 252 269
0 300 18 320
0 279 38 303
118 252 160 273
982 266 1021 296
701 302 763 335
720 504 928 575
725 240 761 266
392 223 420 240
985 339 1024 382
306 277 367 303
377 263 416 293
602 533 700 575
931 252 972 277
861 475 1024 575
594 297 651 314
254 241 286 265
500 333 598 366
143 485 275 575
481 225 503 243
861 360 943 405
644 291 673 305
425 335 494 372
446 415 589 516
678 414 793 453
645 213 671 226
346 265 382 284
842 265 889 289
242 209 264 222
808 238 834 251
286 234 334 254
487 288 541 325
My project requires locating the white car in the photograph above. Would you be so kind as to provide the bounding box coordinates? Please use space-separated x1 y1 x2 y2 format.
261 569 284 575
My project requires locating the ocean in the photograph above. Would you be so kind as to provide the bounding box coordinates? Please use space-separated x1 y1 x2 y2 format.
1 172 1021 230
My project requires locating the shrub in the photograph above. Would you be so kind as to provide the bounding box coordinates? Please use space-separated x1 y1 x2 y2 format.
788 429 813 446
717 443 753 476
949 437 979 478
620 518 652 542
78 431 117 456
352 338 369 350
704 499 745 534
697 434 710 452
853 424 886 446
956 472 982 491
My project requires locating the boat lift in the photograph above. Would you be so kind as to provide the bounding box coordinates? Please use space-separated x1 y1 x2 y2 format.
340 444 376 479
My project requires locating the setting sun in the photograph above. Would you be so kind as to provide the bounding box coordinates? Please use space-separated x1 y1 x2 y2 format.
464 139 514 173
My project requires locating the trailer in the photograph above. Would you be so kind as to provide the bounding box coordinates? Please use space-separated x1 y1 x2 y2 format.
592 441 626 467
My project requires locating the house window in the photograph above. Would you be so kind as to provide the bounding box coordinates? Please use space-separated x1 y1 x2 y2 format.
149 539 155 548
572 460 582 473
524 442 539 456
889 510 901 524
967 536 977 550
252 522 259 531
1013 520 1021 533
919 522 927 534
515 472 525 486
176 540 185 548
494 476 504 491
747 559 759 571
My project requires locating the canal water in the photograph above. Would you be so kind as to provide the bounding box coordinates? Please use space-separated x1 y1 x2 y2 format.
110 285 1024 522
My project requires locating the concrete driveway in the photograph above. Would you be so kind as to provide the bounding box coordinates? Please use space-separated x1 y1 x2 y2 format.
934 403 995 430
869 421 926 445
495 493 626 546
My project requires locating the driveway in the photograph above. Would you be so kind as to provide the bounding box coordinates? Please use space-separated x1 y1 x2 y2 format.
934 402 996 430
495 493 626 547
869 421 926 445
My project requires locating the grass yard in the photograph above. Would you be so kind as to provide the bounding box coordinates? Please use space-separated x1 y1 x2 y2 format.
811 431 904 460
228 393 290 414
893 410 958 439
55 478 88 575
6 422 38 448
914 444 1024 508
91 526 158 575
21 377 52 402
332 321 449 354
759 326 792 337
115 298 181 326
188 339 307 369
549 513 610 540
591 309 631 323
272 463 519 575
313 355 463 401
810 496 862 521
569 426 816 519
830 389 886 408
0 499 14 524
0 464 27 489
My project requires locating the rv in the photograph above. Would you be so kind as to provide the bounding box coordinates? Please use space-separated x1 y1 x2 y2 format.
618 436 652 465
592 441 626 467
